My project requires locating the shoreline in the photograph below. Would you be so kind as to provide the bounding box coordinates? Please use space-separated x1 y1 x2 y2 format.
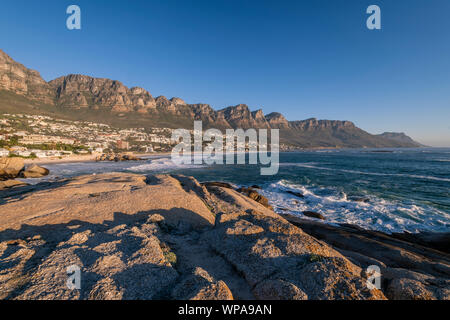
21 147 440 166
17 149 449 235
0 172 448 300
5 166 449 236
22 152 173 165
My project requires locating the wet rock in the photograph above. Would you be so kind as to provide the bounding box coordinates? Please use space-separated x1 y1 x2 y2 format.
205 207 385 300
303 211 326 220
348 196 370 203
390 231 450 254
95 153 142 162
286 190 304 198
120 153 141 161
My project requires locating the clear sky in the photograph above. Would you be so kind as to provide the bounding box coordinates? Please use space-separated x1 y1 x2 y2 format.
1 0 449 146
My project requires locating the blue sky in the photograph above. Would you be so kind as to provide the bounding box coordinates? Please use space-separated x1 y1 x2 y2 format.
1 0 449 146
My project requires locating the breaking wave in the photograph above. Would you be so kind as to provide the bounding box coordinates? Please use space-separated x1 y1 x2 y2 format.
260 180 450 234
127 157 205 172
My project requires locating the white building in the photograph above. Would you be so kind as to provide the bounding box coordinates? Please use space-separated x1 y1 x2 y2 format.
0 148 9 157
15 150 31 157
142 145 153 153
34 151 49 158
46 150 63 157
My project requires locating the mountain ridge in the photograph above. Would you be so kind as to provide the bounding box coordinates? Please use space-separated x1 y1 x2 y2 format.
376 132 426 147
0 49 424 148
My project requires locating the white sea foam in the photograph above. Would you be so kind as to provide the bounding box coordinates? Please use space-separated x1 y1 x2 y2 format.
127 157 205 172
260 180 450 234
23 157 206 183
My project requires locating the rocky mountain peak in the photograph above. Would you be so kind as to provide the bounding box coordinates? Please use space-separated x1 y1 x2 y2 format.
265 112 289 128
376 132 425 147
0 49 13 63
48 74 158 111
251 109 265 120
130 87 147 95
170 97 186 105
0 49 424 148
0 49 54 104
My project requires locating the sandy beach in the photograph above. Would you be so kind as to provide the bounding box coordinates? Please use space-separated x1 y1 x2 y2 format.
23 152 173 165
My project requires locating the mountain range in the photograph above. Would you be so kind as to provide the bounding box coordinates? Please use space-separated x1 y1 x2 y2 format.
0 49 424 148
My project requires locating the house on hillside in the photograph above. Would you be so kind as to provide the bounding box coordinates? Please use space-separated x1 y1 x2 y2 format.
0 148 9 157
117 140 130 150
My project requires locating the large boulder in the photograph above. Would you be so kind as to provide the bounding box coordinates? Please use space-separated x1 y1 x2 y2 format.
0 157 24 180
2 174 445 300
20 164 50 178
286 190 304 198
120 153 141 161
204 207 385 299
303 211 326 220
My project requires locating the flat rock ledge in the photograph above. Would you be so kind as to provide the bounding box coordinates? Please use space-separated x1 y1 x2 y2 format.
0 173 447 300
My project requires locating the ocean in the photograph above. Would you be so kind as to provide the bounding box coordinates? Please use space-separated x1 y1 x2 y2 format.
25 148 450 234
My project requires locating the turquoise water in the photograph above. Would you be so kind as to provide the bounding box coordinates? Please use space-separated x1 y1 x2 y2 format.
34 148 450 233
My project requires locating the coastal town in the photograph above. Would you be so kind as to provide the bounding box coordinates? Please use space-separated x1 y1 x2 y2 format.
0 113 176 159
0 113 294 161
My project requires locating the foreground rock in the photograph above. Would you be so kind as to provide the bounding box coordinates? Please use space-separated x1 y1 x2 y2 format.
282 215 450 300
1 174 447 300
285 190 304 198
0 173 389 300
